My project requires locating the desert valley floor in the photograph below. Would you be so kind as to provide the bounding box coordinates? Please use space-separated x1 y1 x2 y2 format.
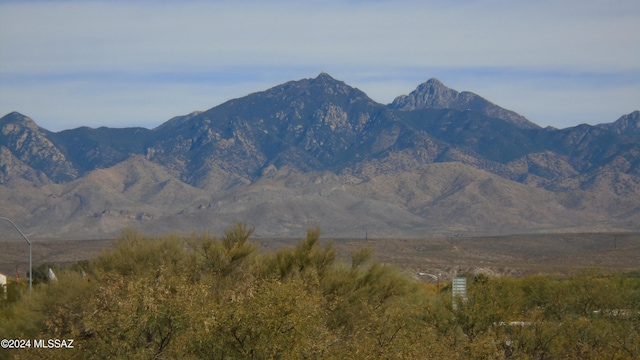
2 232 639 282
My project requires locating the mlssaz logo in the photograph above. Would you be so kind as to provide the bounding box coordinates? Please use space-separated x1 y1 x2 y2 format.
34 339 74 349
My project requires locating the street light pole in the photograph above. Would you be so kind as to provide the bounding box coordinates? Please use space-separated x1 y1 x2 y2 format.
0 217 32 294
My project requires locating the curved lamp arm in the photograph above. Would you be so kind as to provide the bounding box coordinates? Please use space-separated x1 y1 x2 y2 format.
418 272 441 288
0 217 32 293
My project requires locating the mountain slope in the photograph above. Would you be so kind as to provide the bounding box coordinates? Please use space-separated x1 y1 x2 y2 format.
0 112 78 182
598 110 640 139
1 156 208 237
50 126 153 173
389 78 540 129
149 72 384 187
1 74 639 238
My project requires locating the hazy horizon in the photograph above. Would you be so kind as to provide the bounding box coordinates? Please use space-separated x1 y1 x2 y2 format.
1 0 638 131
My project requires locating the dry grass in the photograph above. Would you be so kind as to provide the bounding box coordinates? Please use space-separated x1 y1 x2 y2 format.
1 232 638 281
0 238 113 276
256 232 640 282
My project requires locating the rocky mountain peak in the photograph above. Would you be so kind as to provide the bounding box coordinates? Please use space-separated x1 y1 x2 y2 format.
389 78 539 129
0 112 78 182
390 78 458 110
0 111 40 133
1 112 47 148
306 72 370 100
417 78 451 94
599 110 640 139
314 71 337 82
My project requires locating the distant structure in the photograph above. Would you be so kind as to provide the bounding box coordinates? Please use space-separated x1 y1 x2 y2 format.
0 273 7 298
48 268 58 282
452 277 467 310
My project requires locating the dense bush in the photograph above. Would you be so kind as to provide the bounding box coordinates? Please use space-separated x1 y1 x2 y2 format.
1 223 639 359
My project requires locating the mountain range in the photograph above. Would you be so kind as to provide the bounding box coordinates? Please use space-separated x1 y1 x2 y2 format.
1 72 639 238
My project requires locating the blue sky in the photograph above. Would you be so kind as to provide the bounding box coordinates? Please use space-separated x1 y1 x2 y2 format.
1 0 639 131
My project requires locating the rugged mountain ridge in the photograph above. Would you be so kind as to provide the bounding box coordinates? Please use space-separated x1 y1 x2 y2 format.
598 110 640 139
1 73 639 238
389 78 540 129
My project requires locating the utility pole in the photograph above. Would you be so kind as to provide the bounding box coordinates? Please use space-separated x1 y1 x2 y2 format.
0 217 32 294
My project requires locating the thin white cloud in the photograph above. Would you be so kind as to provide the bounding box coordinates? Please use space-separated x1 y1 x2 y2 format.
1 0 639 130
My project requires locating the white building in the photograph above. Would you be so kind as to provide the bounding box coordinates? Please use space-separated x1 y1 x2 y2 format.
0 273 7 298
